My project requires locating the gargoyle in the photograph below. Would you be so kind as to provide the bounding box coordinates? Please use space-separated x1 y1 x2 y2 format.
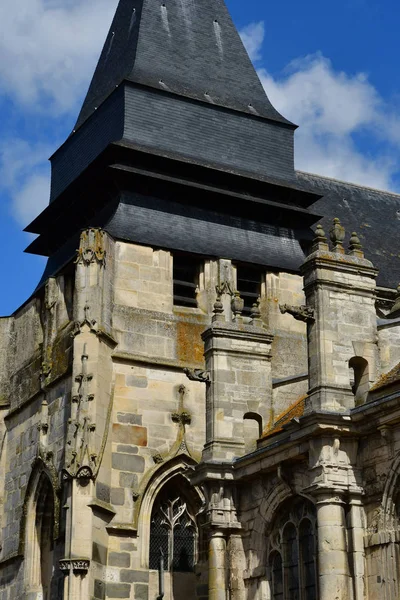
183 368 211 383
279 304 315 323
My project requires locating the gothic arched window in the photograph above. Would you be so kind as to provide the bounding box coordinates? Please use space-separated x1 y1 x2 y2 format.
268 497 317 600
149 480 196 572
24 471 56 600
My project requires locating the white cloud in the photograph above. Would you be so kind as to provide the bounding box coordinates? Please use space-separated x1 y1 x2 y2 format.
258 53 400 190
0 0 118 115
240 22 265 62
0 139 53 225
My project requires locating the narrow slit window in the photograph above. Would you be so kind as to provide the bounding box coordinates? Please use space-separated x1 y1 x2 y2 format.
236 264 264 314
173 254 201 308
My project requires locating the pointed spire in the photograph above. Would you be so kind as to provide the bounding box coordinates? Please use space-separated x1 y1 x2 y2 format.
75 0 291 130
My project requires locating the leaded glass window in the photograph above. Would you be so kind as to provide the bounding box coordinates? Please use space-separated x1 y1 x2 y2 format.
149 484 196 572
268 498 317 600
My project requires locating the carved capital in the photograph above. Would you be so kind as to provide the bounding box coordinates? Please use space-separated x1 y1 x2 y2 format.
59 558 90 574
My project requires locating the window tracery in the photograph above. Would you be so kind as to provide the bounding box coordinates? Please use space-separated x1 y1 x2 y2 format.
149 483 196 572
268 497 317 600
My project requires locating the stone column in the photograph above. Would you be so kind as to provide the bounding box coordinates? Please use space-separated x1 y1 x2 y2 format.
348 495 365 600
227 533 246 600
315 492 351 600
209 531 227 600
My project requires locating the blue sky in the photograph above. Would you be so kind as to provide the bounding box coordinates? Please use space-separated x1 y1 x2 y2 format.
0 0 399 315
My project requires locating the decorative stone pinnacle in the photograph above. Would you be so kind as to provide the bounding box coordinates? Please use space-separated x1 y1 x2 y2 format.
250 296 262 326
329 218 345 253
348 231 364 257
231 290 244 318
314 224 327 242
212 290 225 322
310 223 329 253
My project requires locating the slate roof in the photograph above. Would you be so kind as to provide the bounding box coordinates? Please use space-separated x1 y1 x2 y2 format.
297 171 400 290
75 0 291 130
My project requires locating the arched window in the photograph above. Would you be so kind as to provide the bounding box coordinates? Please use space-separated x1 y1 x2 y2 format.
24 471 56 600
268 497 317 600
149 479 196 573
349 356 369 405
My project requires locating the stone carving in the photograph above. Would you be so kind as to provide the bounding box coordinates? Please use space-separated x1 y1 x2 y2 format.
169 385 192 458
152 453 164 464
310 223 329 253
183 368 210 383
250 296 262 326
329 217 345 252
64 345 96 480
72 303 99 338
59 558 90 573
205 482 240 528
231 290 244 317
212 291 225 322
215 280 234 298
348 231 364 257
171 411 192 425
75 228 106 266
279 304 315 323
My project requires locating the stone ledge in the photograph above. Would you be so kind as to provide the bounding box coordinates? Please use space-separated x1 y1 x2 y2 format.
88 498 117 517
106 523 138 537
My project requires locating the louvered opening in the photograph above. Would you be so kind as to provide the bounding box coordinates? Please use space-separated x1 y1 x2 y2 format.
173 254 201 308
236 264 264 314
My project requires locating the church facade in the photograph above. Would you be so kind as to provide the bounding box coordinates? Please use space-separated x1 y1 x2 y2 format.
1 1 400 599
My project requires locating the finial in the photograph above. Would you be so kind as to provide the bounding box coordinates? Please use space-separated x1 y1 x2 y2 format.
348 231 364 258
329 218 345 254
212 291 225 323
387 284 400 319
310 223 329 253
231 290 244 321
250 296 262 326
314 223 327 242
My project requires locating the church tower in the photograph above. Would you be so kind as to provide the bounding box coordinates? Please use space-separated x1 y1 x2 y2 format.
9 1 400 599
0 2 324 598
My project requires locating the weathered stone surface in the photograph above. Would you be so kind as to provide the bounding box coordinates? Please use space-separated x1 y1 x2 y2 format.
109 552 130 568
111 488 125 506
120 569 149 583
112 453 145 473
106 583 131 598
112 424 147 446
